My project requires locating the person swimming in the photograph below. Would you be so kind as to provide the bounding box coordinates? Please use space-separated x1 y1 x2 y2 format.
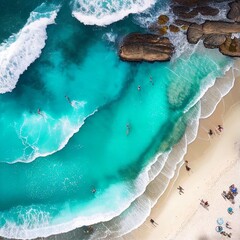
126 123 130 135
37 108 44 117
65 95 72 105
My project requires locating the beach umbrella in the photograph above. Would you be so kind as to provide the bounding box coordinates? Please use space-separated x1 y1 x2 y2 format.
217 218 224 225
227 207 233 214
215 226 223 232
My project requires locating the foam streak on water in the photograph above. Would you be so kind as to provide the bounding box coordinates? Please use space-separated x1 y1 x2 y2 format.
72 0 156 26
0 3 59 94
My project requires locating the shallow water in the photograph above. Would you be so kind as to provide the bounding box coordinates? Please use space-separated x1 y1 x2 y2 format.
0 0 233 239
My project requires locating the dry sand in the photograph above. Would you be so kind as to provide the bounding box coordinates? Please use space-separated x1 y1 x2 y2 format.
122 64 240 240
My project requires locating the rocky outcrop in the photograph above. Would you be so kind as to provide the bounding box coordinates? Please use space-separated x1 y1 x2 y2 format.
195 6 219 16
227 1 240 22
219 37 240 56
187 23 203 43
158 15 169 25
187 21 240 43
202 21 240 34
203 34 227 48
119 33 174 62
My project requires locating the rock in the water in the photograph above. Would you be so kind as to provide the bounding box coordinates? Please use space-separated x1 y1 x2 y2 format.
158 15 169 25
219 36 240 56
159 26 169 35
203 34 227 48
195 6 219 16
203 21 240 34
172 0 215 6
119 33 174 62
169 24 180 32
173 6 198 19
187 23 203 43
227 1 240 22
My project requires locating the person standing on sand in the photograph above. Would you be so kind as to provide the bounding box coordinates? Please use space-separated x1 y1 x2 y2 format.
177 186 184 195
208 129 214 136
218 124 223 132
150 218 158 227
185 160 191 171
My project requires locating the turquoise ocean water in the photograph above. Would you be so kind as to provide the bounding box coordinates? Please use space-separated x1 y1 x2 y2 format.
0 0 233 239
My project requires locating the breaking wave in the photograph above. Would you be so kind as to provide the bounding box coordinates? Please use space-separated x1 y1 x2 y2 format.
0 3 59 94
72 0 156 26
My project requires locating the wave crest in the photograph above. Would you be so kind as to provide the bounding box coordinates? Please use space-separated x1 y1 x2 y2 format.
0 3 59 94
72 0 156 26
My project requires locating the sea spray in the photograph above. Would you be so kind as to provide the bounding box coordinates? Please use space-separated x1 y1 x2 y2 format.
0 3 60 94
71 0 156 26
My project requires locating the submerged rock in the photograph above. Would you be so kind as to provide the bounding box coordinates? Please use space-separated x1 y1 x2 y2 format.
119 33 174 62
203 34 227 48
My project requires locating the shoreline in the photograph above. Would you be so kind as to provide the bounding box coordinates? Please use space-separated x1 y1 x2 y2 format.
121 61 240 240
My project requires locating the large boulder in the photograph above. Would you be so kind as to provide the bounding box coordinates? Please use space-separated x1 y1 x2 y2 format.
227 1 240 22
119 33 174 62
219 36 240 57
187 23 203 43
195 6 219 16
173 6 198 19
203 34 227 48
203 21 240 34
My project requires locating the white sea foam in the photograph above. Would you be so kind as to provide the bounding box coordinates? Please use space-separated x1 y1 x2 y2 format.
0 3 59 94
7 108 97 164
72 0 156 26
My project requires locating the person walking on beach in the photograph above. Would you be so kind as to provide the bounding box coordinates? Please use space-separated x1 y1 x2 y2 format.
200 199 209 207
150 218 158 227
177 186 184 195
218 124 223 132
185 160 191 171
226 222 232 229
208 129 214 136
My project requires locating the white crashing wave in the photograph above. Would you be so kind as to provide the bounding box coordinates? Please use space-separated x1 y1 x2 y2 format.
72 0 156 26
0 3 60 94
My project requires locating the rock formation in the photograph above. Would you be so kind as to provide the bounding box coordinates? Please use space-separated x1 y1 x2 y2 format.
119 33 174 62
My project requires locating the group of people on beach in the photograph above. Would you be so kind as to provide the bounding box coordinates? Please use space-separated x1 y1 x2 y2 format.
208 124 223 137
216 183 238 238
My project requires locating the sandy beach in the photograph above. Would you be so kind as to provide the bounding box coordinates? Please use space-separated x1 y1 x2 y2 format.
122 63 240 240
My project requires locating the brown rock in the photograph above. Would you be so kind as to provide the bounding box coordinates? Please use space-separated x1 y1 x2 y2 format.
203 34 227 48
227 1 240 22
159 26 169 35
174 19 193 27
195 6 219 16
203 21 240 34
119 33 174 62
172 0 215 7
173 6 198 19
169 24 180 32
219 36 240 56
187 23 203 43
158 15 169 25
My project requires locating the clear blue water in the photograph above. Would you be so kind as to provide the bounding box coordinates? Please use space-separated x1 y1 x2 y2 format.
0 0 232 239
